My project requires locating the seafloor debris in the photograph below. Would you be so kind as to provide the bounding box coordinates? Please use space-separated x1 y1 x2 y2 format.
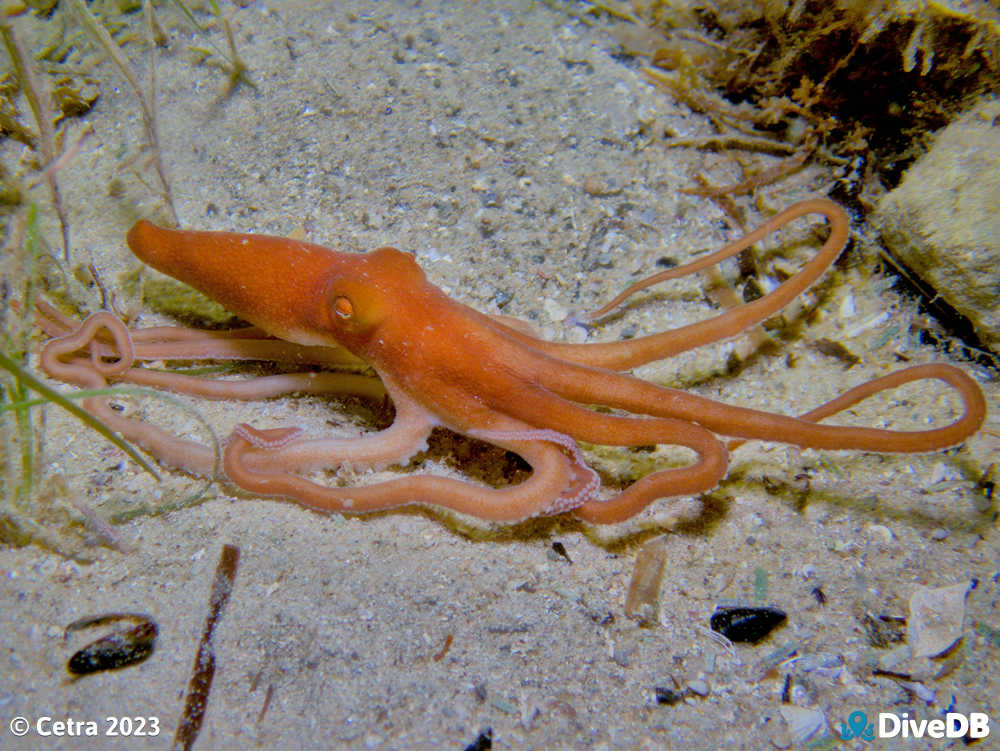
710 605 787 643
625 535 669 625
779 705 828 745
463 727 492 751
65 612 157 675
654 685 685 705
173 544 240 751
862 611 907 648
549 540 573 564
907 581 969 658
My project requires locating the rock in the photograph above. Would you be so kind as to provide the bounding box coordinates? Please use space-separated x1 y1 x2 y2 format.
907 581 969 658
874 98 1000 353
687 678 710 697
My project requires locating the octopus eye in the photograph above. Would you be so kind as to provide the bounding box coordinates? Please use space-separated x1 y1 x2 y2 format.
333 295 354 320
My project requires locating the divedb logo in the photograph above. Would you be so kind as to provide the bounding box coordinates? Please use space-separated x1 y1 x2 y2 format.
880 712 990 740
840 710 991 741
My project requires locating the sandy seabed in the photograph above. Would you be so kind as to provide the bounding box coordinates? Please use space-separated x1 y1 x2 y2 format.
2 1 998 749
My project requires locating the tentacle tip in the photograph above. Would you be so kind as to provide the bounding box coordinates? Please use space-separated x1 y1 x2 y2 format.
544 470 601 516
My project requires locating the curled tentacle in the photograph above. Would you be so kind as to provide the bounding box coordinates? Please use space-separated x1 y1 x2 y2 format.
223 423 586 521
488 198 850 371
40 313 217 476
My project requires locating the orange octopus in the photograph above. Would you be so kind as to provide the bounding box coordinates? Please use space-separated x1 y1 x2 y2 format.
36 198 986 524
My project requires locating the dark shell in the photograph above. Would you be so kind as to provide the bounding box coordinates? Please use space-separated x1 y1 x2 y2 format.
710 606 787 643
654 686 685 705
464 728 492 751
66 620 157 675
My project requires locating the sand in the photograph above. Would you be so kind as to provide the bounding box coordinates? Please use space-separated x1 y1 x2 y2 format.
2 1 998 749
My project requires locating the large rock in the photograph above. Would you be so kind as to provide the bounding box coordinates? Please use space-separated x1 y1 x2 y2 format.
874 98 1000 353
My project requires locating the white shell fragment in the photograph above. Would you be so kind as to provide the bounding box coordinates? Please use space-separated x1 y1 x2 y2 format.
907 582 969 658
543 298 568 322
779 706 827 744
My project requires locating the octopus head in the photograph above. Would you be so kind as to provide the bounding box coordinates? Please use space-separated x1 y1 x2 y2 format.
322 246 425 351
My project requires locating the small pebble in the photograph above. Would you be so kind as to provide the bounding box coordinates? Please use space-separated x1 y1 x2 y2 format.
582 176 611 195
687 679 710 697
929 528 949 541
489 695 517 715
899 679 936 704
878 643 913 670
797 563 818 579
838 289 857 319
543 298 568 322
866 524 893 544
612 644 632 668
797 652 844 672
492 289 513 308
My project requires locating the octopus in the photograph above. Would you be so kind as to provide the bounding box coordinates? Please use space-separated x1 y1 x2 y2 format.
36 198 986 524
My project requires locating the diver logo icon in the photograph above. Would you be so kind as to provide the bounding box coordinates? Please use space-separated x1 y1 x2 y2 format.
839 710 875 741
